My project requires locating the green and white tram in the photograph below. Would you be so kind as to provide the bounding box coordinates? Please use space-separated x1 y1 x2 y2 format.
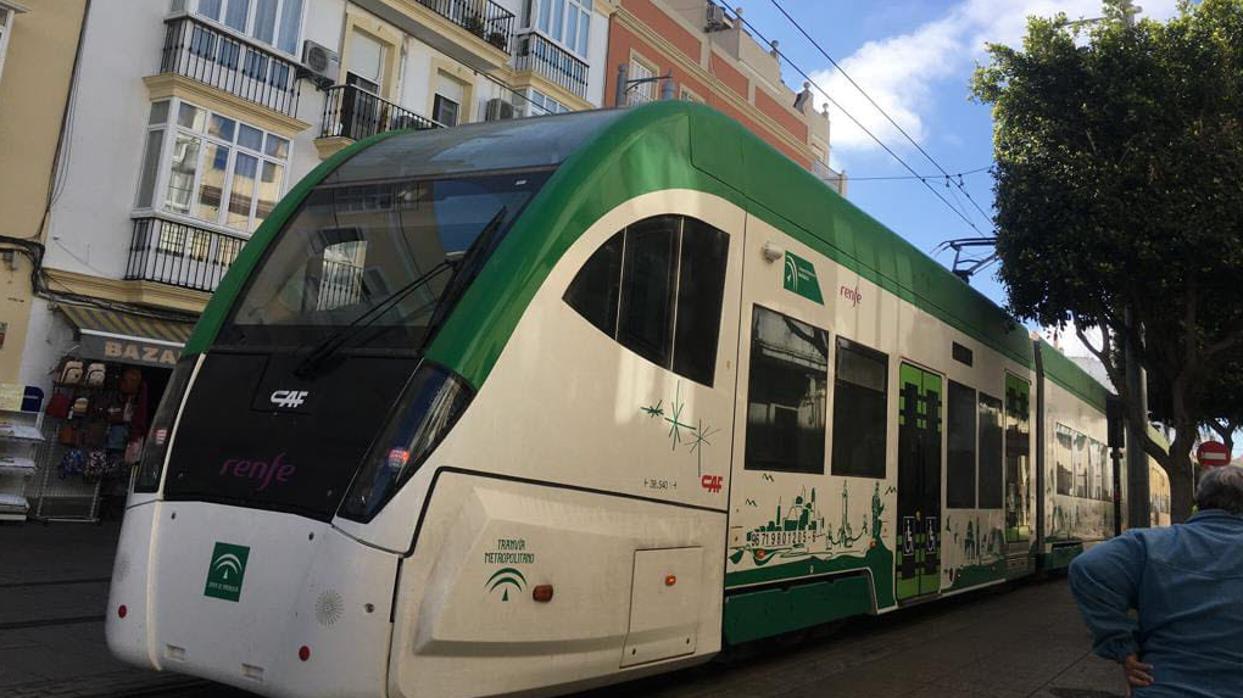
106 102 1161 697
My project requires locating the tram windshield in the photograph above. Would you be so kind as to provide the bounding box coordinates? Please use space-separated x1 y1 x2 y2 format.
216 170 550 351
214 108 625 352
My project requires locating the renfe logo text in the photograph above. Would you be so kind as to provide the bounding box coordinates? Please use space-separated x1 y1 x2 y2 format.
220 452 296 492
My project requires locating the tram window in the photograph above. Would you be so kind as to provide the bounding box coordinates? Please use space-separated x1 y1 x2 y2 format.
946 380 977 508
977 393 1004 508
672 218 729 385
563 231 622 336
744 305 828 474
1073 431 1088 498
829 338 887 478
563 215 729 386
1005 375 1031 534
1055 424 1075 496
617 217 679 368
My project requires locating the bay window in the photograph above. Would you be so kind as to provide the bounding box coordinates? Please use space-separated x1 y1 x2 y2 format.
136 99 290 234
523 0 591 57
523 88 569 116
178 0 305 56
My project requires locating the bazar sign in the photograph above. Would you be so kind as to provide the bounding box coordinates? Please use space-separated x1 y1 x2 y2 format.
81 335 180 367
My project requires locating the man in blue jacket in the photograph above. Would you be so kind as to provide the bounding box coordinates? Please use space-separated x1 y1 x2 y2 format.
1069 465 1243 697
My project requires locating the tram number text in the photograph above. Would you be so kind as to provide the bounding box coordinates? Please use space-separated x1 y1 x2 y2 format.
644 478 677 491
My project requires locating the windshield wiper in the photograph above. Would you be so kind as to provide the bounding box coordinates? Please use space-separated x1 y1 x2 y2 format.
293 258 456 378
293 205 510 378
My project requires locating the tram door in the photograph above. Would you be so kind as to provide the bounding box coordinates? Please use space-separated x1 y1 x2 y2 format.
896 363 943 602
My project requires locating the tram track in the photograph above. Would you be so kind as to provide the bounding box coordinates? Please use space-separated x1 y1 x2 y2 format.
0 575 110 588
0 575 111 630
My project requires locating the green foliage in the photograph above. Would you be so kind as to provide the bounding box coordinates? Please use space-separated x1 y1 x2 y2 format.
973 0 1243 517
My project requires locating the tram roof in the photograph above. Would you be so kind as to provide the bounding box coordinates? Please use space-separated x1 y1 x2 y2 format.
319 109 628 186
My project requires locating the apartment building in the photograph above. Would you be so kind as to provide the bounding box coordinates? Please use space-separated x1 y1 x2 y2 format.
605 0 844 192
0 0 87 384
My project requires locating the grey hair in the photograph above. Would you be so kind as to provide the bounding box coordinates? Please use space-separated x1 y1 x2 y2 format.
1195 467 1243 515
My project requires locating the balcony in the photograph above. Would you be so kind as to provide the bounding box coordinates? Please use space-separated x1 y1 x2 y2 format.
126 217 246 293
159 15 300 118
812 160 847 195
320 84 441 141
514 31 588 100
414 0 515 53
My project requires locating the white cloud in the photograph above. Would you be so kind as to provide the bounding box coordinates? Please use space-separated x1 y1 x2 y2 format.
813 0 1181 161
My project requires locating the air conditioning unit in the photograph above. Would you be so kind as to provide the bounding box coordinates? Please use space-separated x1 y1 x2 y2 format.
705 4 733 32
485 98 515 121
299 40 340 89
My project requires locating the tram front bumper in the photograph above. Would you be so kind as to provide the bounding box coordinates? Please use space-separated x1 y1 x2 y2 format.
106 500 399 698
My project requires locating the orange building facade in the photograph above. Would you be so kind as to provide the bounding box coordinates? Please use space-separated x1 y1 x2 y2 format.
605 0 844 193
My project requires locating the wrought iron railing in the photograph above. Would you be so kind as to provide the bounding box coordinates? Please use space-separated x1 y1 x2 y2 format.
415 0 515 53
320 84 441 140
126 217 247 292
514 32 588 99
160 16 300 117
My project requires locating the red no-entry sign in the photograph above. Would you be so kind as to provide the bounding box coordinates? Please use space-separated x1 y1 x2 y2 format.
1196 441 1231 467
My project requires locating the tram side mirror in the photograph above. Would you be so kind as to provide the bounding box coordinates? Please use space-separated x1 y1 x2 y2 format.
1106 395 1126 449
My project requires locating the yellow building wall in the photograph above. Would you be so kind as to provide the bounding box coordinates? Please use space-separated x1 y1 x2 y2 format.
0 1 87 383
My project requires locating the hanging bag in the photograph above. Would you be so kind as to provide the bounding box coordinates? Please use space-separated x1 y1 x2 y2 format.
58 359 84 386
58 448 86 479
106 424 129 451
84 450 108 480
58 422 79 446
85 363 107 387
72 396 90 417
45 392 71 419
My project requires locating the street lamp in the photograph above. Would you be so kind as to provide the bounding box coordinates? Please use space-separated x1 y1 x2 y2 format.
614 64 676 107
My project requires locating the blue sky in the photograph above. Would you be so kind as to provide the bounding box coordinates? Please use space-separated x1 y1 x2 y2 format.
735 0 1181 317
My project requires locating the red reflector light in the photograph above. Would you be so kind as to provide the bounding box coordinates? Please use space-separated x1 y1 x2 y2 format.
117 604 127 619
298 645 311 662
665 575 677 587
532 584 554 603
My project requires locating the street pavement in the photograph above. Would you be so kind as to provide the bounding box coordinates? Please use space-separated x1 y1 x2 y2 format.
1 519 1127 698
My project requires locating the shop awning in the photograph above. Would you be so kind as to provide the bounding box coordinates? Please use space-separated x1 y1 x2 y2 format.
60 304 195 368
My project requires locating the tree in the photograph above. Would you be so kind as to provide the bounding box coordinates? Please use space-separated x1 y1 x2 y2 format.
1149 357 1243 456
972 0 1243 521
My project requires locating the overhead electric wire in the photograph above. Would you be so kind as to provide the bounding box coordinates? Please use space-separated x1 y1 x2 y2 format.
846 166 992 182
766 0 996 230
723 6 987 236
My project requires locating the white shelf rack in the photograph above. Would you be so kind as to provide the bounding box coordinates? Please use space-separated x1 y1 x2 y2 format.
0 392 43 522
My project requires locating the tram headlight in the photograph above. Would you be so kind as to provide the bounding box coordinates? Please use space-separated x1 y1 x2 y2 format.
338 361 473 522
133 355 196 494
